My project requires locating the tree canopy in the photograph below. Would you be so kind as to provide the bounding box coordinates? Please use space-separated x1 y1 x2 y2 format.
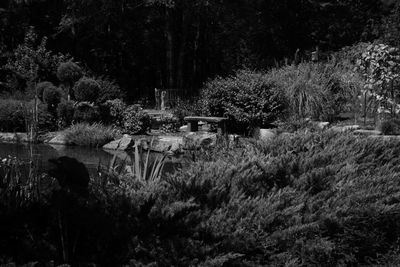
0 0 397 100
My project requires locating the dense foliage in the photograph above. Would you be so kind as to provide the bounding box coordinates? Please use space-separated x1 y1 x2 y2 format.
73 102 100 124
57 100 75 128
122 105 151 135
42 85 62 111
73 77 100 102
202 70 285 134
0 99 26 132
0 0 397 99
3 131 400 265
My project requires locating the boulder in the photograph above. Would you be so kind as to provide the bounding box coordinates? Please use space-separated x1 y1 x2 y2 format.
317 121 330 130
259 129 276 142
103 134 134 151
48 133 69 145
150 136 183 153
183 132 217 150
179 125 188 132
0 132 29 143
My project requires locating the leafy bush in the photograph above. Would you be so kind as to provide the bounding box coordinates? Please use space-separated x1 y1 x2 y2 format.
96 77 124 103
73 77 100 102
73 102 100 123
122 105 151 134
172 98 204 125
63 123 118 147
379 118 400 135
100 98 126 126
159 117 180 133
35 81 54 101
202 70 285 134
42 85 63 113
57 61 83 87
57 100 75 128
35 103 57 131
0 99 26 132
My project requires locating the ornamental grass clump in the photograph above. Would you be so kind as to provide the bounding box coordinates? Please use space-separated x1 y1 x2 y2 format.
63 123 118 147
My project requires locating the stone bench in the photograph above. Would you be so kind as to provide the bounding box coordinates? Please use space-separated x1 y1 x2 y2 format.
184 116 228 135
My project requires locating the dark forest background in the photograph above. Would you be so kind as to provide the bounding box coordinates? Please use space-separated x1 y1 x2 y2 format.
1 0 400 100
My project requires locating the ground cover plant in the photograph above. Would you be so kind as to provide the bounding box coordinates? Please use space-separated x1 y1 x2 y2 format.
2 131 400 265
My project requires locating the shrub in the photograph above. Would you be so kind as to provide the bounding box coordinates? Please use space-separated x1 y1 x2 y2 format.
57 61 83 86
379 118 400 135
100 99 126 126
35 81 54 101
36 103 57 131
57 100 75 128
202 70 285 134
96 78 124 103
172 98 204 125
42 85 63 113
73 77 100 102
0 99 26 132
122 105 151 134
73 102 100 123
63 123 118 147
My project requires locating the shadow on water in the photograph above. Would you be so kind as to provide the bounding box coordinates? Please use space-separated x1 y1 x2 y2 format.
0 143 182 176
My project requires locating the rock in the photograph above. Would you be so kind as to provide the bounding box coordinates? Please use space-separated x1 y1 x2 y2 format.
259 129 276 142
103 134 134 151
0 132 29 143
179 125 188 132
48 133 69 145
151 136 183 153
354 129 382 136
183 132 217 150
317 121 330 130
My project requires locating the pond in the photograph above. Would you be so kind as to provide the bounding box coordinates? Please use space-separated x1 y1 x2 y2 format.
0 142 183 176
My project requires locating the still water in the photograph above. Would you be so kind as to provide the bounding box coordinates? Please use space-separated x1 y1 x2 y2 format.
0 142 182 176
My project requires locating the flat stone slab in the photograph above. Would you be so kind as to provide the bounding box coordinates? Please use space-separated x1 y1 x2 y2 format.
184 116 228 123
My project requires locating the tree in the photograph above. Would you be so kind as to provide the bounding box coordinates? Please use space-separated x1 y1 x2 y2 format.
57 61 83 100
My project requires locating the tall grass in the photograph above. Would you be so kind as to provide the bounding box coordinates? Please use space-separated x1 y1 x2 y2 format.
64 122 118 147
0 156 42 207
106 139 168 182
268 61 362 121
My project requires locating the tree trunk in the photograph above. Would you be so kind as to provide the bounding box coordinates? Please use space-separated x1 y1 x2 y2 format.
192 13 201 90
177 10 187 92
165 7 174 88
